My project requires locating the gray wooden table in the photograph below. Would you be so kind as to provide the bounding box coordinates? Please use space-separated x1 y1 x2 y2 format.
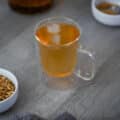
0 0 120 120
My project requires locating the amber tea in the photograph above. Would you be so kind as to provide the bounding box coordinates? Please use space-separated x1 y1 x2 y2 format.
35 21 80 78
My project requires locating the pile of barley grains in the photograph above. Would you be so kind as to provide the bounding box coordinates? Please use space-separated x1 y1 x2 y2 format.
0 75 15 101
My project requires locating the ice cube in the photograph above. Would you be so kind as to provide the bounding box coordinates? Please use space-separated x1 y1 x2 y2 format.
47 23 60 34
52 34 60 44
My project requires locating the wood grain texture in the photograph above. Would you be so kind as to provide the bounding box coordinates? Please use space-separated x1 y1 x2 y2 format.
0 0 120 120
53 52 120 120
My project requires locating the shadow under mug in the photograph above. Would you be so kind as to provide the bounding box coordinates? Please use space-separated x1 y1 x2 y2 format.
34 17 96 89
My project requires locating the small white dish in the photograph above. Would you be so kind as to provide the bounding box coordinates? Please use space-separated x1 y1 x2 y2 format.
92 0 120 26
0 68 18 113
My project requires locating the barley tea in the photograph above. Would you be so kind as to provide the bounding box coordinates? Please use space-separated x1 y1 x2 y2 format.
35 22 80 77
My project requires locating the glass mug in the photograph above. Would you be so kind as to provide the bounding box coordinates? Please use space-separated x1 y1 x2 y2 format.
34 17 96 89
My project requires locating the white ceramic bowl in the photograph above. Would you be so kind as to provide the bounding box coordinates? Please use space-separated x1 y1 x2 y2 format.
0 68 18 113
92 0 120 26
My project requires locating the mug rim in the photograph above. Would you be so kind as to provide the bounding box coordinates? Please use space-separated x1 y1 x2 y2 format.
34 16 81 48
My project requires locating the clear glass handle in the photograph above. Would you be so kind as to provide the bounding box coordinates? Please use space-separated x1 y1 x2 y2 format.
75 48 96 81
